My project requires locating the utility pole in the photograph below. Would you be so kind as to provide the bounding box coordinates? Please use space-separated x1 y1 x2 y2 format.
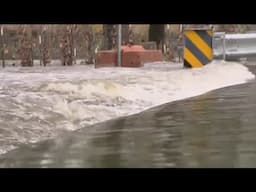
179 24 183 33
39 33 42 66
117 24 122 67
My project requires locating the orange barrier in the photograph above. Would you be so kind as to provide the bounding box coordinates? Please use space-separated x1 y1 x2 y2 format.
95 50 117 68
95 45 163 68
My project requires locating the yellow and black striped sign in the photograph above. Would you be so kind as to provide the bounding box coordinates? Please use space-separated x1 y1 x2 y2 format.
184 29 213 68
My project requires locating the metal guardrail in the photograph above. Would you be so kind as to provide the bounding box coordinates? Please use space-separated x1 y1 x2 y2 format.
213 32 256 61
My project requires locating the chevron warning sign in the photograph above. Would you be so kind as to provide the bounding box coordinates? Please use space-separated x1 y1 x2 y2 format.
184 29 213 68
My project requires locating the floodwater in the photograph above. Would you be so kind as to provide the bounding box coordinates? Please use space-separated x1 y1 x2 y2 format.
0 61 255 167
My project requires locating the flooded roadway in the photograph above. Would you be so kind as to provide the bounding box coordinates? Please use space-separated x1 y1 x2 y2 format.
0 64 255 167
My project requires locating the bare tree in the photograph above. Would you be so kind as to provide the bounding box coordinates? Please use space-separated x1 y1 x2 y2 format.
149 24 165 51
40 25 50 66
0 25 5 67
103 24 129 50
85 29 94 64
103 24 115 50
19 25 33 67
60 25 75 66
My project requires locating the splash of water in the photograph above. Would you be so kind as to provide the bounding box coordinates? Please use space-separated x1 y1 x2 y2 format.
0 60 254 154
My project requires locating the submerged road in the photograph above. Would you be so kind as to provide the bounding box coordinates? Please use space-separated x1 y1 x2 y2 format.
0 65 255 168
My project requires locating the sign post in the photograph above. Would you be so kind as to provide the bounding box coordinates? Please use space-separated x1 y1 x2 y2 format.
117 24 122 67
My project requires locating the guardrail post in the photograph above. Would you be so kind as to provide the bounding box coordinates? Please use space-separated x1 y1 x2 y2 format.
223 33 226 60
117 24 122 67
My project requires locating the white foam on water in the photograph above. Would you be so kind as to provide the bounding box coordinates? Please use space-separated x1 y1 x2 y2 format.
0 60 254 154
38 60 255 128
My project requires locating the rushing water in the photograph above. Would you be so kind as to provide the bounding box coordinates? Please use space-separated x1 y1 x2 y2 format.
0 61 254 167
